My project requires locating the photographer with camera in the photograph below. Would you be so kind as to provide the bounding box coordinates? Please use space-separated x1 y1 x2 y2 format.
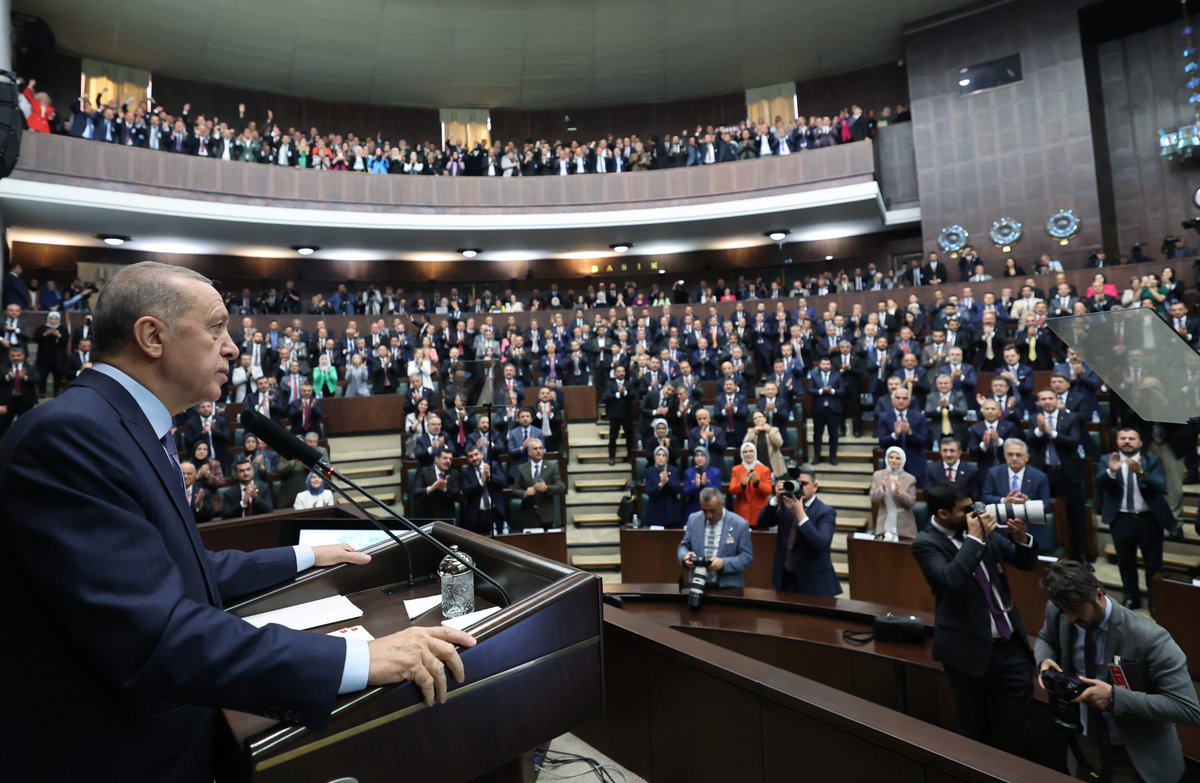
912 482 1038 757
1035 560 1200 782
677 487 753 589
758 467 841 597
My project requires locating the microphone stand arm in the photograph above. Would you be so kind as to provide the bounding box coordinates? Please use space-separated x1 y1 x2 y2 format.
318 461 513 608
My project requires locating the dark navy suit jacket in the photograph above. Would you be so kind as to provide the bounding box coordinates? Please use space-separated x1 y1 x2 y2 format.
0 370 344 782
758 496 841 596
876 409 930 487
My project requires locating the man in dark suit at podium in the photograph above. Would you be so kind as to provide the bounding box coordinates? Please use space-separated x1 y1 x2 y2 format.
0 263 474 782
912 482 1037 757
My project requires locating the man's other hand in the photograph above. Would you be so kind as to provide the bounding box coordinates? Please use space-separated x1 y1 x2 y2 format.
312 543 372 567
367 626 477 705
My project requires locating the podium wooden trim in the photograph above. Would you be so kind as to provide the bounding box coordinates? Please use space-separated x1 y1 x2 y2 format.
215 522 602 782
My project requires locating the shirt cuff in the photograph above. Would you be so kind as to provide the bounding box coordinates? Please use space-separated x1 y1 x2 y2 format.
338 638 371 694
294 545 315 572
1017 533 1034 547
965 534 985 546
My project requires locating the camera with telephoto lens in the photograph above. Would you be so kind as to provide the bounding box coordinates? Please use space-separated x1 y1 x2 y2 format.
778 459 803 497
686 555 713 611
1042 670 1087 732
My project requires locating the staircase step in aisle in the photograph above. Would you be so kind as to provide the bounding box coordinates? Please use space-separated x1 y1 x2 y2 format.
819 492 871 511
818 478 871 494
574 479 630 492
571 554 623 571
572 513 624 526
340 465 396 480
1103 544 1199 571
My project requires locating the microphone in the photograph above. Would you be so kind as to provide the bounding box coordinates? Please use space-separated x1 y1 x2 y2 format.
239 410 511 607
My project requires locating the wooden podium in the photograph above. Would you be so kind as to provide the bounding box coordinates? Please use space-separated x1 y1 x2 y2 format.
214 522 603 782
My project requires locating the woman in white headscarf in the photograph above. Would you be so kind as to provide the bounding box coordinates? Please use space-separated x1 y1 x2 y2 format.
730 441 773 527
869 445 917 540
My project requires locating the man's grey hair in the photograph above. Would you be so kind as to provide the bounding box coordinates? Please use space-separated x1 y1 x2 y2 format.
93 262 213 359
698 486 723 505
1003 437 1028 455
525 437 544 451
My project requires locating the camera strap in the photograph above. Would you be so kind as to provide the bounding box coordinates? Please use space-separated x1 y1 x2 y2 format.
1063 731 1112 783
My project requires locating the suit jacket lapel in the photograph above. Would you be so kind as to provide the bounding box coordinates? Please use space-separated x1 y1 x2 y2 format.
79 372 222 606
1104 602 1124 665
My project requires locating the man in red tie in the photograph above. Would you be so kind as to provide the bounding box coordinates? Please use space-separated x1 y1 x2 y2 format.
0 346 39 436
287 383 323 436
925 438 979 497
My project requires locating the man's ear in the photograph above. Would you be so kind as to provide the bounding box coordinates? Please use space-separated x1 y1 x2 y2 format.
131 316 166 359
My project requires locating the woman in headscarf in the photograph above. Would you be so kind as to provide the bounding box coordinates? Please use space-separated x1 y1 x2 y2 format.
642 417 681 466
312 353 338 398
743 409 785 479
190 440 225 490
239 432 277 480
642 446 683 528
869 445 917 541
729 441 773 527
293 471 334 510
681 446 723 518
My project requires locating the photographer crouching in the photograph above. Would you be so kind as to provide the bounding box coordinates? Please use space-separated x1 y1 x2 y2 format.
1035 561 1200 782
677 487 753 601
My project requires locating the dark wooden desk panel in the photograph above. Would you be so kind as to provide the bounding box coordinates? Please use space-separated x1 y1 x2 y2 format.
1154 574 1200 681
847 534 1050 627
619 527 777 588
559 384 597 422
580 588 1072 783
496 530 568 564
320 395 406 435
198 507 361 551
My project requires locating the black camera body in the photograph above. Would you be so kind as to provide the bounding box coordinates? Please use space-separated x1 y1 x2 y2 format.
779 458 803 497
690 555 712 569
1042 670 1087 732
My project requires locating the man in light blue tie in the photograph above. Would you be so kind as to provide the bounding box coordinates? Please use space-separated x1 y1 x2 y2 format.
981 438 1052 551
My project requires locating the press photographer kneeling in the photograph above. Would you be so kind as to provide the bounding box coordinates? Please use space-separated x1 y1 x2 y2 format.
1035 561 1200 783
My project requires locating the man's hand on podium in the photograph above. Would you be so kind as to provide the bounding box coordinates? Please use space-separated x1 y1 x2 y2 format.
368 626 478 706
312 544 373 567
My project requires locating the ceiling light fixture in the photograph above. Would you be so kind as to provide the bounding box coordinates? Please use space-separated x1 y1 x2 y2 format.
291 245 319 256
459 248 482 259
825 255 834 261
96 234 131 246
610 243 632 253
765 230 790 242
958 78 971 87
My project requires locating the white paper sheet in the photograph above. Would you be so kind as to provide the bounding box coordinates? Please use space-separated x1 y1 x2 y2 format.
440 606 501 631
327 625 375 641
403 594 443 619
243 594 362 630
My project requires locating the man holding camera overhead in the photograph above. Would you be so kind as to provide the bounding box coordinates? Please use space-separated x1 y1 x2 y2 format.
912 482 1038 757
1034 560 1200 782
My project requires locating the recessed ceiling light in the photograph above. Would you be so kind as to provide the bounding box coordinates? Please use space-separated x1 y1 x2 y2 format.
825 255 834 261
766 230 790 242
96 234 131 246
610 243 632 253
958 78 971 87
291 245 319 256
658 268 666 275
459 248 481 259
